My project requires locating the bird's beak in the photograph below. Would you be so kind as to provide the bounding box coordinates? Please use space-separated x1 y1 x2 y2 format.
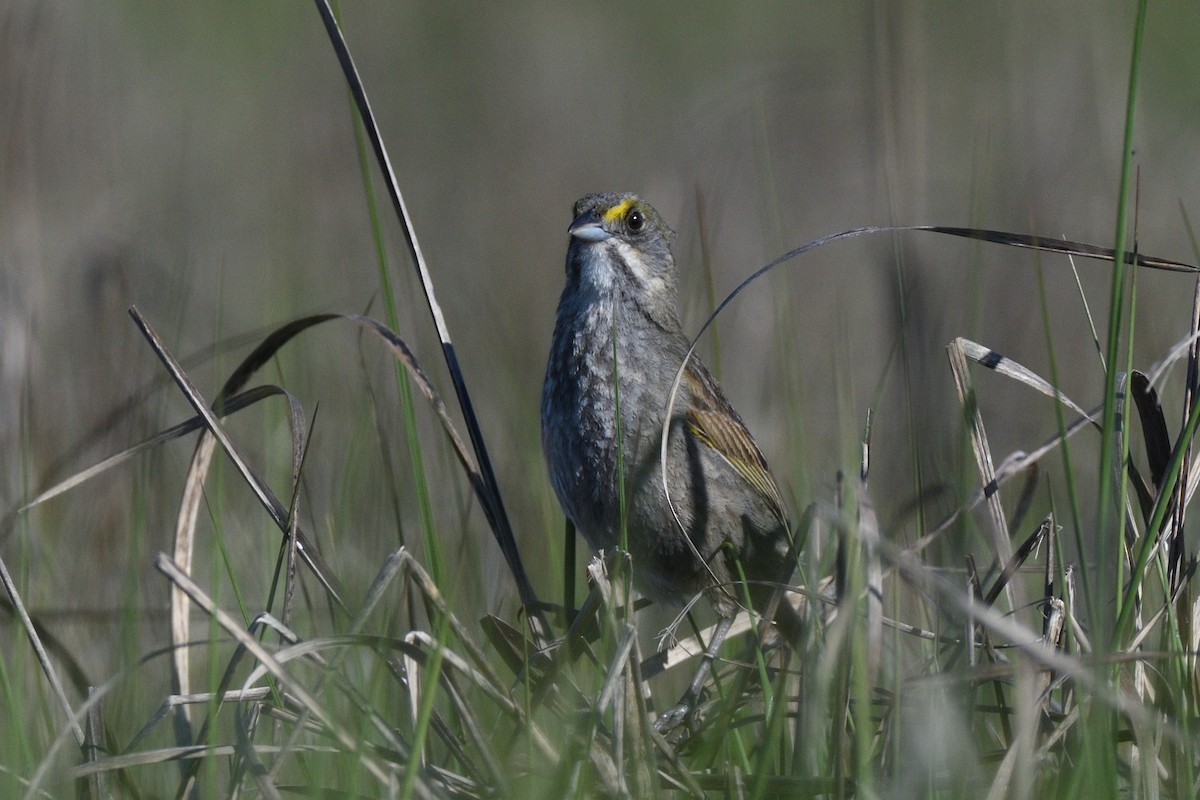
568 209 610 242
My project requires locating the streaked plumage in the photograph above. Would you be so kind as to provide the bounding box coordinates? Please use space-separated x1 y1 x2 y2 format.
541 192 791 618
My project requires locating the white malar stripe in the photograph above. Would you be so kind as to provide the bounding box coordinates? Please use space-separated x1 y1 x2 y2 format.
613 240 656 285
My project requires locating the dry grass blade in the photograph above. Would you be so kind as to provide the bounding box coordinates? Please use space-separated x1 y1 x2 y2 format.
311 2 542 637
660 226 1195 563
16 383 314 729
1112 345 1200 643
955 337 1094 422
1170 278 1200 592
71 743 341 779
395 633 507 788
684 226 1197 416
130 620 294 788
24 638 269 800
224 310 550 633
1043 516 1059 633
480 614 555 678
392 550 510 696
1008 460 1040 535
81 688 108 800
1064 565 1092 654
1127 371 1169 525
1190 596 1200 703
130 307 347 606
594 625 657 796
394 629 528 729
0 554 86 750
428 669 506 793
251 550 444 789
552 560 634 798
154 554 399 791
170 426 216 741
0 597 92 698
965 555 982 668
257 546 554 795
482 600 590 725
1131 371 1171 488
912 338 1106 561
916 647 1183 688
885 542 1188 748
19 386 280 511
983 516 1052 609
18 376 317 721
525 557 624 695
594 625 639 719
857 477 884 686
909 410 1096 556
124 305 538 724
123 314 344 746
917 225 1199 273
280 399 314 631
947 338 1016 597
186 385 309 712
642 584 827 681
244 636 411 754
217 313 482 509
131 308 290 533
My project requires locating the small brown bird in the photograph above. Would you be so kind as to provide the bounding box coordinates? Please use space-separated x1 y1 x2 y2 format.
541 192 793 725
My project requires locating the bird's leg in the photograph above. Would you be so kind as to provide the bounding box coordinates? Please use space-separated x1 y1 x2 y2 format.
653 614 734 732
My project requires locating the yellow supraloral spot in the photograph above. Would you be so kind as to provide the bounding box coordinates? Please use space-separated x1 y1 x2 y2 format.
603 197 636 225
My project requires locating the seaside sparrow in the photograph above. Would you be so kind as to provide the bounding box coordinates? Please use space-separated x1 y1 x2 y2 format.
541 192 794 724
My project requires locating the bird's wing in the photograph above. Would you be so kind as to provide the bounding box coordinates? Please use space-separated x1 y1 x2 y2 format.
683 360 788 522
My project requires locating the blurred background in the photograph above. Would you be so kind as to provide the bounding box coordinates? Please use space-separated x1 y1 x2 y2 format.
3 2 1200 681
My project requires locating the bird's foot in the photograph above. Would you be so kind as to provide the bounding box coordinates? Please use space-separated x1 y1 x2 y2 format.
653 689 702 735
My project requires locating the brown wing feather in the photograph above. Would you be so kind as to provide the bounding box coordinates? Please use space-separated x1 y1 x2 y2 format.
683 361 787 522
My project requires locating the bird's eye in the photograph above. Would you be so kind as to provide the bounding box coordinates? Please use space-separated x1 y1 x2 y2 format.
627 209 646 233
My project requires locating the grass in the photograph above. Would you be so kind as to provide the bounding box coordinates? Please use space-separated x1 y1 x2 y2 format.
5 1 1200 797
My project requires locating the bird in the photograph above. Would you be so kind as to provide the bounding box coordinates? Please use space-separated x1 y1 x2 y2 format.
541 192 795 728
